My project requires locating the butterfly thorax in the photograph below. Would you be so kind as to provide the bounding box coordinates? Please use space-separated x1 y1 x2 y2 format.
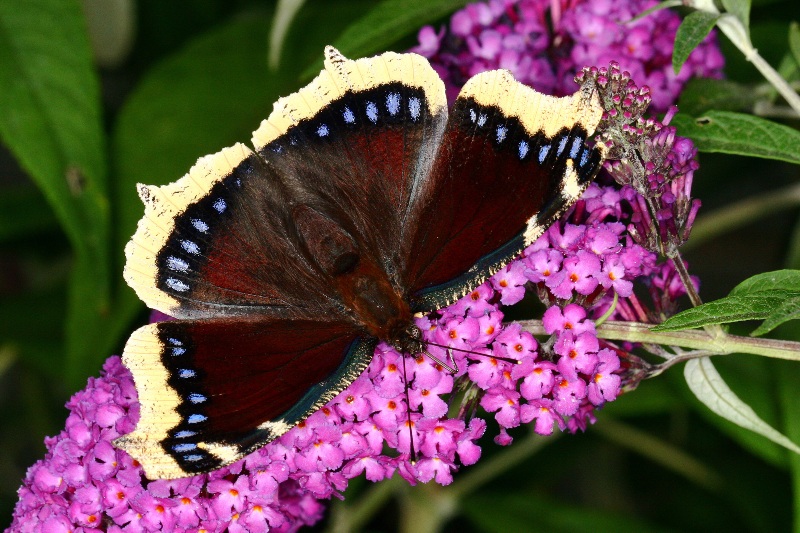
293 203 416 347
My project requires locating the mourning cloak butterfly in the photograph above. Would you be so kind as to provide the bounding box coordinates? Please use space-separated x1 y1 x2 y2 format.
114 46 605 479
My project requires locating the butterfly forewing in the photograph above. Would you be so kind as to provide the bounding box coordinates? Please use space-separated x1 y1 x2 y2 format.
251 50 448 291
124 144 343 320
404 70 604 311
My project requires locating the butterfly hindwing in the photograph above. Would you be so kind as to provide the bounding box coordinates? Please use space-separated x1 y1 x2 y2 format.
405 70 605 311
115 318 374 478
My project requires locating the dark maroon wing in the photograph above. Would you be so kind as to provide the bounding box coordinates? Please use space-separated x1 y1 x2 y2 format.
124 143 346 320
251 47 447 293
114 318 375 478
402 70 606 311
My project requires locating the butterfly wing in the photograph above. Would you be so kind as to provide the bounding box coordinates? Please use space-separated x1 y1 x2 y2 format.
118 48 450 478
124 142 346 320
250 46 447 292
116 318 374 479
403 70 606 311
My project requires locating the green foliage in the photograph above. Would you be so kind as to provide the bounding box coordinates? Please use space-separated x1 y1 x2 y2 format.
677 78 759 114
654 270 800 334
721 0 751 36
673 10 720 73
791 22 800 68
0 0 110 386
671 111 800 164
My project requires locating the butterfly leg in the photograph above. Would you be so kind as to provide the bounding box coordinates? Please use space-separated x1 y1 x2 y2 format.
422 347 458 374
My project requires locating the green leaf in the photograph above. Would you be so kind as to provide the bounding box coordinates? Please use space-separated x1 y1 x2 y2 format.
671 111 800 164
751 296 800 336
0 0 108 246
673 10 720 74
0 0 112 386
653 291 794 331
685 357 800 455
301 0 470 79
789 22 800 69
654 270 800 334
720 0 750 36
677 78 758 115
684 356 787 466
730 269 800 295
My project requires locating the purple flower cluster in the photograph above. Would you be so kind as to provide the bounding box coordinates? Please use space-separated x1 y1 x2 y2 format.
584 61 703 256
10 357 326 533
413 0 724 109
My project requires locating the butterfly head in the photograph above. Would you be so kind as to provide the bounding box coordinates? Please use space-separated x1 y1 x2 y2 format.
389 323 426 357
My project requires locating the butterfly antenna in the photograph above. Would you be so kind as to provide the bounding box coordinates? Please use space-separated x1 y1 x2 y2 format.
401 354 417 464
425 341 520 365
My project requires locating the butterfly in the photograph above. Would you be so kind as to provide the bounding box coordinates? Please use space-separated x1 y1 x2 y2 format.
114 46 604 479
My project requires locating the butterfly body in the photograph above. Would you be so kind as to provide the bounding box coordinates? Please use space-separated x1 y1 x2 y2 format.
115 46 605 479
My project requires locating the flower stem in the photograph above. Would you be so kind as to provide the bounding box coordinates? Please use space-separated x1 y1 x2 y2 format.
665 248 726 338
715 15 800 115
667 249 703 308
517 319 800 361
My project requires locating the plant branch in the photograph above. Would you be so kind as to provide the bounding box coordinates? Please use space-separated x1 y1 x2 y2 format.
517 319 800 361
713 12 800 114
666 248 726 338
